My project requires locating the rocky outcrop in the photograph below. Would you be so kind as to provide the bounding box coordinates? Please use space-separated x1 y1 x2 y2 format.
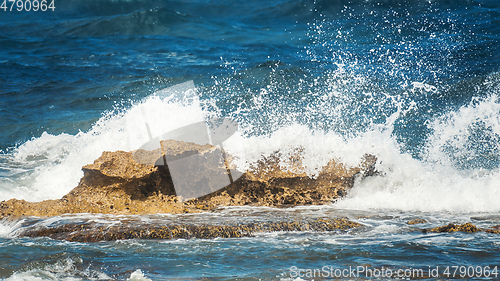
0 140 377 218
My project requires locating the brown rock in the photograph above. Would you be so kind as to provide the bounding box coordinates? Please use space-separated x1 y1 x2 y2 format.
427 223 480 233
0 139 377 219
407 218 428 225
485 228 500 234
421 223 500 234
195 151 376 208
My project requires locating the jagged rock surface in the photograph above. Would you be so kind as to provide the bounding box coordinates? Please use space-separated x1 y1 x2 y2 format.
0 140 377 218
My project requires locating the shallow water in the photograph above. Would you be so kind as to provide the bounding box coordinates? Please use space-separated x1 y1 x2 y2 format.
1 207 500 280
1 0 500 279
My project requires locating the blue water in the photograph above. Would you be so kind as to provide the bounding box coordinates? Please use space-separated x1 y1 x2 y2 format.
1 0 500 280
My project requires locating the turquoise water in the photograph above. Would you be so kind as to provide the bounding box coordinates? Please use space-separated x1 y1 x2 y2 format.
1 0 500 279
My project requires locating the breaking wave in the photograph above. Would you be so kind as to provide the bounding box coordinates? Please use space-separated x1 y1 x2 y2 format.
1 71 499 213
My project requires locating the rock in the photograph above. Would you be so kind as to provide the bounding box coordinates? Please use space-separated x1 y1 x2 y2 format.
421 223 500 234
485 228 500 234
407 219 428 225
20 218 362 242
194 150 376 208
0 139 377 219
425 223 480 233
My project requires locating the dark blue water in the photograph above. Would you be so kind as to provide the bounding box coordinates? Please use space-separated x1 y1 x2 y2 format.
1 0 500 280
1 0 499 151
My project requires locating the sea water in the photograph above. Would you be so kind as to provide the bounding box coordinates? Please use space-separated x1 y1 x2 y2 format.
0 0 499 280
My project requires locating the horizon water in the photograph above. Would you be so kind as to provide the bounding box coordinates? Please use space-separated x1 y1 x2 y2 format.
1 0 500 280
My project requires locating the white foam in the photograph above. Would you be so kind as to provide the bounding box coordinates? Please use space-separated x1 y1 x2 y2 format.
336 94 500 213
223 123 368 176
0 219 26 238
4 257 111 281
2 88 206 202
126 270 152 281
425 94 500 170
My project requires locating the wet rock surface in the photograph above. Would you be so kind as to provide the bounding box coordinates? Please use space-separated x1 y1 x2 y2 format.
423 222 500 234
20 217 362 242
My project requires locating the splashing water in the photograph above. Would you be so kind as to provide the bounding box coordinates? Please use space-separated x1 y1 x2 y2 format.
2 73 499 213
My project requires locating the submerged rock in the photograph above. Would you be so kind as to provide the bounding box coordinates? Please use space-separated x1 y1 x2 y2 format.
428 223 480 233
485 226 500 234
21 218 362 242
423 222 500 234
406 218 428 225
0 139 377 219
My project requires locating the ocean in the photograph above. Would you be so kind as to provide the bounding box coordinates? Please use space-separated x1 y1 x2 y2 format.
1 0 500 280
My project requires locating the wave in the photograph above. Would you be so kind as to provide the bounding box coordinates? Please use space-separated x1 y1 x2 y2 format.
1 253 147 281
0 84 207 202
49 0 313 39
336 77 500 212
1 70 499 213
50 6 299 44
54 0 497 19
58 8 206 37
